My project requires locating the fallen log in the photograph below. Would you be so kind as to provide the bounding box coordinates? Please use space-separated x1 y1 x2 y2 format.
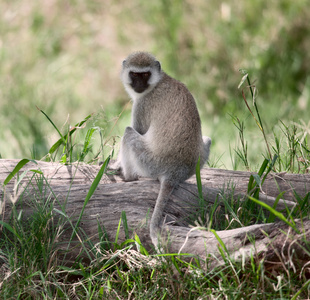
0 159 309 267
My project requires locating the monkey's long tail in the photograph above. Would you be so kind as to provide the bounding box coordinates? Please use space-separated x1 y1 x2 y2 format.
149 180 175 248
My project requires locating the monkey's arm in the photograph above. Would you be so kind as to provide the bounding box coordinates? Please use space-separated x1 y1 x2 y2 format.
123 126 148 157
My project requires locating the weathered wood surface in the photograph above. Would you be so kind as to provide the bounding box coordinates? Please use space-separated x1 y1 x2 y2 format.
0 159 309 267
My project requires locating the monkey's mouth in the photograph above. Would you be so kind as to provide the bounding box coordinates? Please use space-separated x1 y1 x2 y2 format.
131 84 149 93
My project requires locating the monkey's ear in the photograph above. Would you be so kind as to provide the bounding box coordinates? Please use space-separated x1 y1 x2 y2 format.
122 60 126 67
155 61 161 71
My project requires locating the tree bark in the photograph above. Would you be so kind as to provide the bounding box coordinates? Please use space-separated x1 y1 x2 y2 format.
0 159 309 267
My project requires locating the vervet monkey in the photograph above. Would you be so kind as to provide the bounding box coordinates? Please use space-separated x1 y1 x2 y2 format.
115 51 211 247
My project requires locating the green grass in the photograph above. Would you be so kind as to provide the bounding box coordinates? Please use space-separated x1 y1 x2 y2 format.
1 176 309 300
1 178 309 299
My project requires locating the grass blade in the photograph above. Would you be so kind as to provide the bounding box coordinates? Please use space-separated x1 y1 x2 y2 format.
74 155 111 231
266 191 286 223
3 159 37 185
0 221 22 240
248 196 299 233
121 211 129 240
48 114 93 155
195 157 203 200
210 229 229 255
134 233 149 255
257 158 269 177
37 106 66 144
291 279 310 300
114 217 122 249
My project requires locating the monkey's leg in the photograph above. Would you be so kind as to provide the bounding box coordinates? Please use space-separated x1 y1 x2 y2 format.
121 126 151 181
123 126 153 161
119 139 139 181
123 126 144 148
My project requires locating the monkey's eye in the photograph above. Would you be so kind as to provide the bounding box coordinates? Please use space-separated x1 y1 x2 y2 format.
130 72 139 77
142 72 151 78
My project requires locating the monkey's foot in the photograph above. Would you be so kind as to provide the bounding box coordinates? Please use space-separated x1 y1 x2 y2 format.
109 160 121 171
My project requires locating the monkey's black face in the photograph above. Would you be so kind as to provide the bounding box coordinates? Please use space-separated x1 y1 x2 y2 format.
129 71 151 93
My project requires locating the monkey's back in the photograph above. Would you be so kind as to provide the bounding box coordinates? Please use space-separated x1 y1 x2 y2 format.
132 73 203 183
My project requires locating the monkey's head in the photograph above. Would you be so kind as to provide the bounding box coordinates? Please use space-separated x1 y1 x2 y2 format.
121 52 162 100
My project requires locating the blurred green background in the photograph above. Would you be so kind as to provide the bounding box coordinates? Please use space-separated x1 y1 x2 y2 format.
0 0 309 170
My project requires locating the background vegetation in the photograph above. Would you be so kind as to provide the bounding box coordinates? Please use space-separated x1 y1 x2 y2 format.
0 0 309 170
